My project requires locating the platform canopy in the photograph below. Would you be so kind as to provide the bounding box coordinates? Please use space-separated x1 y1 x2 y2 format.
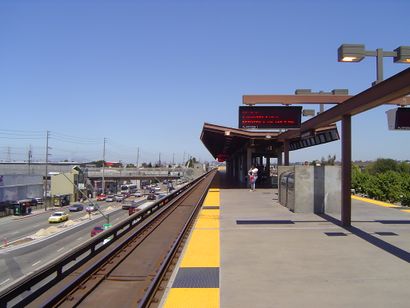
200 122 339 161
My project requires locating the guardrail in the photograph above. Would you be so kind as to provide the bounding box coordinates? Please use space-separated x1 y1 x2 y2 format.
0 170 215 307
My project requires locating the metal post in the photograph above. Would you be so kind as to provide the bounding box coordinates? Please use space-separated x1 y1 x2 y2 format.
341 115 351 227
44 131 49 211
62 172 109 224
102 138 106 194
284 140 289 166
277 151 283 166
28 145 32 175
375 48 384 85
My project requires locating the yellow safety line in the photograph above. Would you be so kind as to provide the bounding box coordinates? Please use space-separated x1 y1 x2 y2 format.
163 188 221 307
352 195 400 208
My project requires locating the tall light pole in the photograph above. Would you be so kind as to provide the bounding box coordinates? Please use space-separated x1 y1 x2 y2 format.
337 43 410 226
338 44 410 85
63 167 109 224
44 131 50 211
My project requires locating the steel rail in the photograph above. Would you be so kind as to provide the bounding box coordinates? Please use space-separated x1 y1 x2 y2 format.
138 170 215 307
0 169 215 308
43 171 213 307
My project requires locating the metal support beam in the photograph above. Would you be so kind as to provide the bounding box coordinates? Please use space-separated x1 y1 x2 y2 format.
375 48 384 84
278 68 410 141
284 140 289 166
341 115 351 227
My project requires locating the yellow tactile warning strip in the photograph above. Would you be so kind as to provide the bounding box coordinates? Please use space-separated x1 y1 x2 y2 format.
164 288 219 308
354 195 410 214
352 195 403 209
203 189 220 207
163 189 220 308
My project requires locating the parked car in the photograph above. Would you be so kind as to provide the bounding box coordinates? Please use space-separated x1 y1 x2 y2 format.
35 197 44 205
106 195 115 202
133 191 142 197
96 194 107 201
128 205 140 215
121 202 132 210
86 204 99 212
68 203 84 212
115 195 125 202
91 225 104 237
48 211 69 223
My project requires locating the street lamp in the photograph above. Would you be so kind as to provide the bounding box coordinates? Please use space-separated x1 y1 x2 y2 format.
338 44 410 85
63 166 110 224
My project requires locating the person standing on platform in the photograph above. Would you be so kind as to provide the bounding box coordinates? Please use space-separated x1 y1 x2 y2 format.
248 165 259 191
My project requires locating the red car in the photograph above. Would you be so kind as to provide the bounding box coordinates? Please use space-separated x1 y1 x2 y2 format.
96 194 107 201
128 205 140 216
91 225 104 237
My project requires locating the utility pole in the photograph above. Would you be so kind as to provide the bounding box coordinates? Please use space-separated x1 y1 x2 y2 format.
102 138 106 195
159 152 161 167
28 145 32 175
44 131 50 211
172 153 175 166
7 147 11 162
136 147 140 168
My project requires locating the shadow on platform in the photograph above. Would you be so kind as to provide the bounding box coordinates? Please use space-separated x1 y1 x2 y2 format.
318 213 410 264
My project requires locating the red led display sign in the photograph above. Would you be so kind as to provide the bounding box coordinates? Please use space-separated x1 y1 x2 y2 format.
239 106 302 129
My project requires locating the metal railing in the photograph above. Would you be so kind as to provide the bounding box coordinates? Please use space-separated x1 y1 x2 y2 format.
0 170 214 307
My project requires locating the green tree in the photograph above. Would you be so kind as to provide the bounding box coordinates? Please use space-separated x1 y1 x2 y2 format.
366 158 399 175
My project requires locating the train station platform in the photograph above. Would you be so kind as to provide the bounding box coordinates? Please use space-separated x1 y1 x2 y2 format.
161 170 410 308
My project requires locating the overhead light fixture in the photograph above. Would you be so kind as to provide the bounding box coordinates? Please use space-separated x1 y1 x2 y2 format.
338 43 410 85
294 89 312 95
394 46 410 63
224 131 231 136
338 44 365 62
303 109 315 116
332 89 349 95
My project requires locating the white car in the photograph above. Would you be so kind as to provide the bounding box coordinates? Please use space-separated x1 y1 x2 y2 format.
106 195 115 202
133 191 142 197
115 195 125 202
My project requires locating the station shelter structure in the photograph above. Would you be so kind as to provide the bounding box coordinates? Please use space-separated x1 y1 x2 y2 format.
200 68 410 226
201 122 339 187
200 92 348 187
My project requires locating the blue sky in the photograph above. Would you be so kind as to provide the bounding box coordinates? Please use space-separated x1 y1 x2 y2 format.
1 0 409 164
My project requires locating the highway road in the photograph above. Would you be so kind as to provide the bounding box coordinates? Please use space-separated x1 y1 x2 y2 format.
0 198 145 292
0 200 126 243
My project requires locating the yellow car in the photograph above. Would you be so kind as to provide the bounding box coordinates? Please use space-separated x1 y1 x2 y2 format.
48 211 69 223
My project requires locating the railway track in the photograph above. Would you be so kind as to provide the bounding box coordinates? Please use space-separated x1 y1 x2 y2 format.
0 169 217 308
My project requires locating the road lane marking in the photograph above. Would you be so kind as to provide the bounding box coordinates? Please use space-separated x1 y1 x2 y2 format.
0 278 10 286
32 260 41 267
57 247 64 252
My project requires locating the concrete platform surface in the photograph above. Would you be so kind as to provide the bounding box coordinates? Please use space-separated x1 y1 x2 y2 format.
220 188 410 308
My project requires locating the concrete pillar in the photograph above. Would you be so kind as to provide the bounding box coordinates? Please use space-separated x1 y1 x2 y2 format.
284 140 289 166
246 147 253 171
